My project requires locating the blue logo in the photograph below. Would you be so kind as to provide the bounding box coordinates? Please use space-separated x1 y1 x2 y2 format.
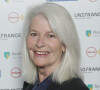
86 30 92 37
4 52 10 59
87 84 93 90
47 0 78 1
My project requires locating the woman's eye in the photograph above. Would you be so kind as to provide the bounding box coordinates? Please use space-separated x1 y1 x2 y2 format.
48 34 55 38
30 33 37 36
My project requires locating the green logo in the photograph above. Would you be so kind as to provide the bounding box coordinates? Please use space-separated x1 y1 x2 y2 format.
87 84 93 90
86 30 91 37
4 52 10 59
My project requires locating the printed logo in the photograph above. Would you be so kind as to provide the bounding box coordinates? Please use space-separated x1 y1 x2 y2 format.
4 52 10 59
0 33 21 40
87 84 93 90
81 67 100 73
12 0 24 2
87 84 100 90
98 49 100 55
8 12 19 23
86 30 92 37
74 12 100 19
47 0 78 1
5 0 10 3
3 51 21 59
93 30 100 37
11 67 21 78
11 51 21 59
86 47 97 57
20 14 24 20
86 30 100 37
89 0 97 2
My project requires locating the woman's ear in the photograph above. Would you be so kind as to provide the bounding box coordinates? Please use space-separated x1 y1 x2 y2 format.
62 44 66 53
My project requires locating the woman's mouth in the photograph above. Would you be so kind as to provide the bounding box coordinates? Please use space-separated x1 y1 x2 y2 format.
34 51 50 56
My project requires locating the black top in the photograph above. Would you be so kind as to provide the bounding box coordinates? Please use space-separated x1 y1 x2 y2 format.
32 75 51 90
23 78 89 90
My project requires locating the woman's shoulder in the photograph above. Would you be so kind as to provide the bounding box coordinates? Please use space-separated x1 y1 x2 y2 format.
47 78 89 90
23 82 29 89
23 82 33 90
61 78 89 90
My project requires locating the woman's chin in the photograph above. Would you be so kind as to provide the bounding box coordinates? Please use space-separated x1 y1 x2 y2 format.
34 62 47 68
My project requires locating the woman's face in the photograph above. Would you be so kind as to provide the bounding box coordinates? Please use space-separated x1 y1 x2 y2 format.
27 15 65 68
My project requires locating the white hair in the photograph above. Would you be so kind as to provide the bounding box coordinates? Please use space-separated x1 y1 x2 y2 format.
22 3 83 84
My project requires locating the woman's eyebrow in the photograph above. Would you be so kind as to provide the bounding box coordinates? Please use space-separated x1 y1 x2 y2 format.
29 29 37 32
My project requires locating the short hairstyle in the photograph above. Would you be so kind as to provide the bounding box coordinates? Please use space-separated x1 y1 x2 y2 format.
22 3 83 84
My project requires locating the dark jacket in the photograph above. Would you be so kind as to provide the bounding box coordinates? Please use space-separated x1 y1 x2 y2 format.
23 78 89 90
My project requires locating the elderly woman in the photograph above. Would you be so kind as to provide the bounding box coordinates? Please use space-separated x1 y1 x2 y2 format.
22 3 89 90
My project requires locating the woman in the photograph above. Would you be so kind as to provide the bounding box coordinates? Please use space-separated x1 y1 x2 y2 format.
22 3 89 90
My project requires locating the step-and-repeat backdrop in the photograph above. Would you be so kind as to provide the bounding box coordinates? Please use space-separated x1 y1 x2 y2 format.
0 0 100 90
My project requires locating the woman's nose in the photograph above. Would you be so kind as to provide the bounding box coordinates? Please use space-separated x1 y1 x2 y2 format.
36 36 46 48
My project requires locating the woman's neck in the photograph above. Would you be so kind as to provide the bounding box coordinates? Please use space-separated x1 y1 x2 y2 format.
38 66 53 83
37 59 61 83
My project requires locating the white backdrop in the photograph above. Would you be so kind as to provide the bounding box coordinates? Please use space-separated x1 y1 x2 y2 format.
0 0 100 90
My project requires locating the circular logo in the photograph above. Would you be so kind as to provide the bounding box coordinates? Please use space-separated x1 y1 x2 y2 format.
11 67 21 78
86 47 97 57
8 12 19 23
89 0 97 2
